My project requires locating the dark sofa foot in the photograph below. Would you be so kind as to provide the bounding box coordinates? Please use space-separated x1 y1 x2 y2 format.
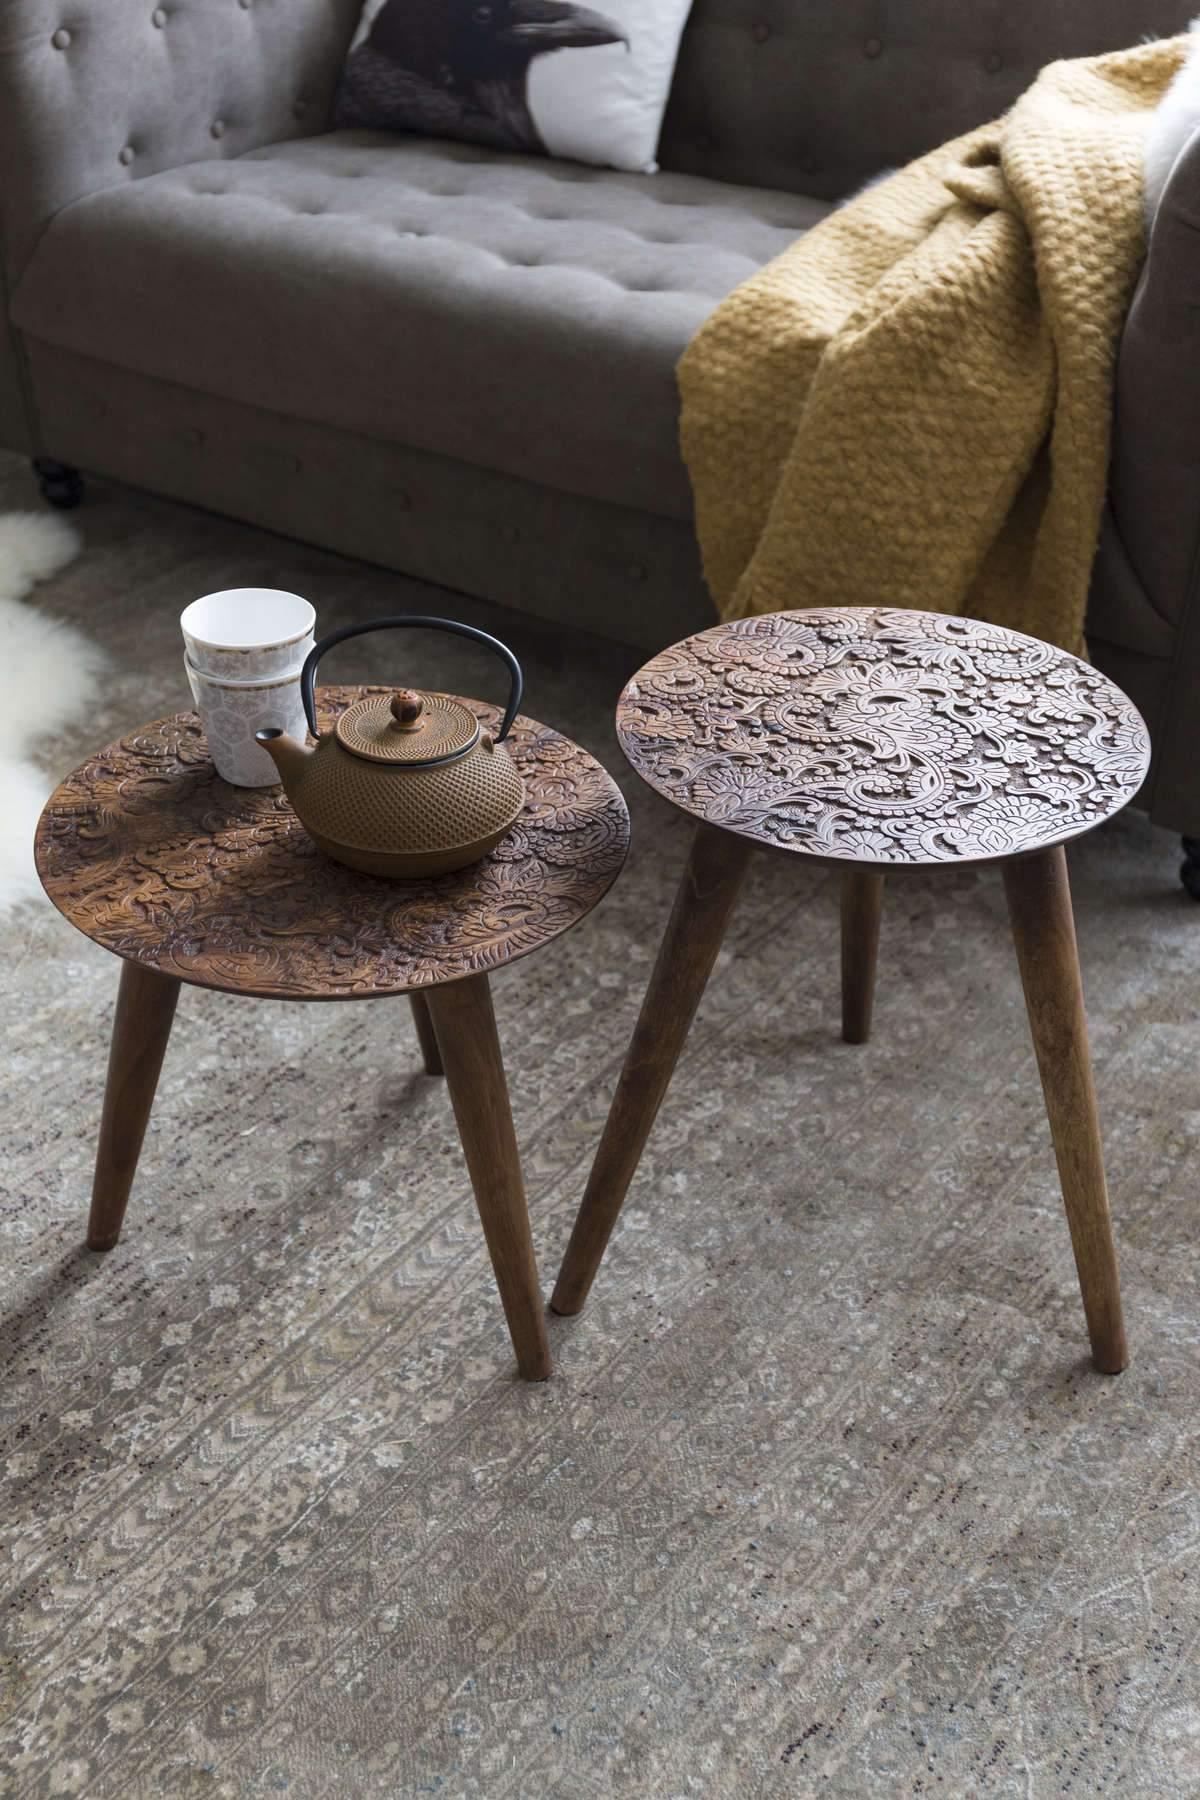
1182 838 1200 901
33 458 84 510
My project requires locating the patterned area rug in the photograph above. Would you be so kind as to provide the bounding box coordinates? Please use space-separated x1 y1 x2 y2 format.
1 454 1198 1798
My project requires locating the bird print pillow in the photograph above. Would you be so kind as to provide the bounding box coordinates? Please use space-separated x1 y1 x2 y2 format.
335 0 696 174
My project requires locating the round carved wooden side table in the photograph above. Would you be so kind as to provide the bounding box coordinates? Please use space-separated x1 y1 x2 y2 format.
550 609 1152 1375
35 686 630 1383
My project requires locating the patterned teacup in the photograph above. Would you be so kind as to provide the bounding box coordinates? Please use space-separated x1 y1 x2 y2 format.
184 655 309 789
181 588 315 681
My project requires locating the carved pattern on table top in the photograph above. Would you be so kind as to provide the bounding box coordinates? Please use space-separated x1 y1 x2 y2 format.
35 688 629 1000
617 610 1150 867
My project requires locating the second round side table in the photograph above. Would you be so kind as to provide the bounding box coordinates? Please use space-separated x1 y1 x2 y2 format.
35 687 630 1383
551 608 1152 1375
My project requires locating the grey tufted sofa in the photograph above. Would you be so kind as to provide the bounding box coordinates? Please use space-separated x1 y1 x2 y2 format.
1 0 1198 854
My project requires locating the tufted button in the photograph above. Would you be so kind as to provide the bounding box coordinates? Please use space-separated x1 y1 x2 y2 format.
392 490 412 512
984 50 1003 73
118 145 135 166
152 6 166 23
628 562 648 584
864 36 883 58
210 119 225 139
752 21 769 43
238 0 252 8
180 426 205 448
293 99 308 120
51 27 71 48
500 524 521 545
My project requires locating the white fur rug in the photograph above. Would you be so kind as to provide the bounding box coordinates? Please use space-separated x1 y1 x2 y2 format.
0 514 105 911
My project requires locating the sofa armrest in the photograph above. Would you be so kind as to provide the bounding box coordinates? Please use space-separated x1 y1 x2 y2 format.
0 0 362 283
0 345 32 455
0 251 32 454
1100 122 1200 833
1109 121 1200 634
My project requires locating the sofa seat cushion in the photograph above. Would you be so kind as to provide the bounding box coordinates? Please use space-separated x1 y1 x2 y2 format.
12 133 828 521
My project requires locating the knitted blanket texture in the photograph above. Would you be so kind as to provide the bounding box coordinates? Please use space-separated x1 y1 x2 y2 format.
678 40 1187 655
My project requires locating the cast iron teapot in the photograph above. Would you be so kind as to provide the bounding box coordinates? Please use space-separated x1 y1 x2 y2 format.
256 616 526 878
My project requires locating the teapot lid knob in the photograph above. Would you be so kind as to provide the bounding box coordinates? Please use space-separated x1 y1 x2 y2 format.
390 689 424 732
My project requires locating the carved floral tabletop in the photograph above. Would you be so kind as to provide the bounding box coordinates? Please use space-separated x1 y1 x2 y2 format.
35 686 630 1000
616 609 1151 866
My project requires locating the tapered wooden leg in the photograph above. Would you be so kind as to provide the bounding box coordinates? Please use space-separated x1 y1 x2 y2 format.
841 869 885 1044
551 822 754 1317
408 990 443 1076
425 973 551 1381
1002 845 1128 1374
88 961 181 1251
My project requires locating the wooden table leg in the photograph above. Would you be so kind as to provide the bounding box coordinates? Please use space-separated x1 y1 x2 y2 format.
408 991 443 1077
425 972 551 1381
88 961 181 1251
841 869 886 1044
551 822 754 1318
1002 845 1128 1374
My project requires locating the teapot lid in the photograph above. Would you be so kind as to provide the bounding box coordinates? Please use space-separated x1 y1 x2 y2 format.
334 690 481 766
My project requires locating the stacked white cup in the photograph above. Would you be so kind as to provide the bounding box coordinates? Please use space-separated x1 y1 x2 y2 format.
181 589 315 787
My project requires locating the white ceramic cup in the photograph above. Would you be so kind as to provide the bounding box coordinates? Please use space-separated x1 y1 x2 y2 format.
185 654 309 788
181 587 316 681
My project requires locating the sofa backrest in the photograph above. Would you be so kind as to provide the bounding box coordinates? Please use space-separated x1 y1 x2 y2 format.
4 0 1194 281
0 0 364 280
659 0 1200 198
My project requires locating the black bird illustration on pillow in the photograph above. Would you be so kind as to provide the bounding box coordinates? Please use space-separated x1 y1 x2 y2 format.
336 0 629 154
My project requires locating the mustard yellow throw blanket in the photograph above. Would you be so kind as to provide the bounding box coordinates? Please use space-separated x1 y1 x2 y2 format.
679 40 1186 656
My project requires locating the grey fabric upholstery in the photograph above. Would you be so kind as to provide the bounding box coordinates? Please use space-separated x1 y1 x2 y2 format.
660 1 1199 200
1110 123 1200 641
1 0 1198 834
0 0 363 281
1092 121 1200 833
12 136 827 520
0 305 30 458
23 344 712 649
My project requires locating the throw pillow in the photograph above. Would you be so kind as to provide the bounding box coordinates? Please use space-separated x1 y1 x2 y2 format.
335 0 695 174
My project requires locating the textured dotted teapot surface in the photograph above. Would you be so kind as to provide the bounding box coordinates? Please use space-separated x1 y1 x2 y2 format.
296 739 525 871
294 693 523 860
334 690 480 764
617 609 1150 867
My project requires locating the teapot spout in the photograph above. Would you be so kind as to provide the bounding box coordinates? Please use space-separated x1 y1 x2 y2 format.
255 726 313 790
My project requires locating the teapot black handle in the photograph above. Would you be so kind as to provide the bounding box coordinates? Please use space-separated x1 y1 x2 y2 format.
299 615 524 743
